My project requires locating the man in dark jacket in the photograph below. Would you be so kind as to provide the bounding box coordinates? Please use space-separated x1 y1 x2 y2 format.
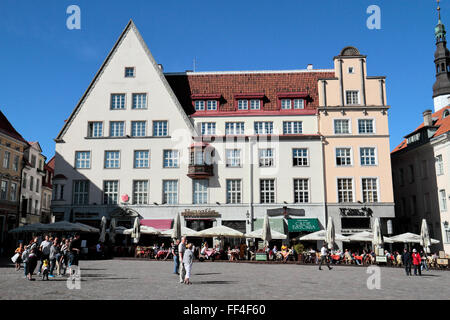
401 248 412 276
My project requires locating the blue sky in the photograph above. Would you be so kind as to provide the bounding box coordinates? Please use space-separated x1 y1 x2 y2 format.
0 0 443 159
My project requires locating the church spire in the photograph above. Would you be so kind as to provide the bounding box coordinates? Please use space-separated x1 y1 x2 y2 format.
436 0 446 42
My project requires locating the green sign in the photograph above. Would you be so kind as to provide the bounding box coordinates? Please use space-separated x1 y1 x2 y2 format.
288 218 320 232
256 253 268 261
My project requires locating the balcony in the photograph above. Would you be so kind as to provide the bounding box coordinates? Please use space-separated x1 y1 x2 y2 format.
187 164 214 179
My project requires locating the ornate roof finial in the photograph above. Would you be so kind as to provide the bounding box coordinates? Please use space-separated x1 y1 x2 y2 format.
438 0 442 22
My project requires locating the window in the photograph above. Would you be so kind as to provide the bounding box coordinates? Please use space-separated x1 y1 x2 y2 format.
35 200 38 214
293 99 304 109
163 180 178 204
408 165 415 183
334 119 350 134
13 155 19 172
195 100 205 111
125 67 135 77
207 100 217 111
103 181 119 205
201 122 216 135
421 160 428 179
259 149 274 167
254 122 273 134
238 100 248 110
440 190 447 211
75 151 90 169
133 180 148 205
436 155 444 175
59 185 64 201
22 173 27 188
260 179 275 204
362 178 378 202
131 121 146 137
10 182 17 201
134 150 149 168
110 121 125 137
29 176 34 192
193 180 208 204
337 178 353 203
111 94 125 109
226 179 242 204
31 155 36 168
281 99 291 110
283 121 302 134
153 121 168 136
226 149 241 167
250 100 260 110
293 149 308 166
360 148 376 166
410 196 417 215
348 67 354 74
0 181 7 200
225 122 245 135
36 179 39 193
132 93 147 109
105 151 120 169
163 150 179 168
336 148 352 166
73 180 89 205
346 90 359 105
88 122 103 138
358 119 374 134
294 179 309 203
3 151 10 168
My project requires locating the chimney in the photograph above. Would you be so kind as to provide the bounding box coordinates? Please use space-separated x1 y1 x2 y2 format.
307 64 313 70
158 64 164 72
423 109 433 127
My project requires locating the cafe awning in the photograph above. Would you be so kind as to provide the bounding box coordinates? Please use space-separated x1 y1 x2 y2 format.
140 219 173 230
254 218 285 234
288 218 320 232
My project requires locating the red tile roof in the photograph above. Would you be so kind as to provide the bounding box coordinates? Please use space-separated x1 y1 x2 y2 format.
0 111 28 144
47 156 55 170
165 71 335 116
392 107 450 153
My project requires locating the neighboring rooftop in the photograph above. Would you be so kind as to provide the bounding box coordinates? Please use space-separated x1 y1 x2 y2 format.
0 111 28 144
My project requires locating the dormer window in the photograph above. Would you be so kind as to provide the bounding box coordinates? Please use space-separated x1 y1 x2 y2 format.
125 67 135 78
234 94 265 111
281 99 304 110
192 94 221 112
238 100 248 110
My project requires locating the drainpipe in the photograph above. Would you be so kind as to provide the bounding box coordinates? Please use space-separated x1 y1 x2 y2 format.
248 137 255 233
360 59 367 106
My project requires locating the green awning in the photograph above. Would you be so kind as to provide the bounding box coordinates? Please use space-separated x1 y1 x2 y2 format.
254 218 285 234
288 218 320 232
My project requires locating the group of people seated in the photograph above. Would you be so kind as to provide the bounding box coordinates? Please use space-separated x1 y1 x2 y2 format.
135 243 171 259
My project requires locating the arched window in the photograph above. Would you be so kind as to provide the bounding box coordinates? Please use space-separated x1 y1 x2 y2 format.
443 109 450 119
437 65 440 73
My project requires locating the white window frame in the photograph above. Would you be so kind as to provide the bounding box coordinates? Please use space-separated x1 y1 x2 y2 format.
345 90 360 105
133 180 149 205
361 177 379 203
73 180 89 205
293 178 310 203
260 179 276 204
283 121 303 134
254 122 273 134
134 150 150 168
193 179 208 204
258 148 274 167
0 180 7 200
357 118 376 134
281 99 291 110
125 67 135 78
195 100 205 111
334 119 352 135
207 100 218 111
153 121 168 137
10 182 17 202
131 121 146 137
103 180 119 205
88 121 103 138
110 93 126 110
292 148 309 167
226 179 242 204
104 151 121 169
163 150 179 168
109 121 125 137
359 147 378 166
201 122 216 135
293 99 305 109
335 147 353 167
436 155 444 176
336 177 354 203
225 122 245 135
250 99 261 110
163 180 179 204
439 190 447 211
3 151 10 169
132 93 147 109
75 151 91 169
226 149 241 168
237 99 248 110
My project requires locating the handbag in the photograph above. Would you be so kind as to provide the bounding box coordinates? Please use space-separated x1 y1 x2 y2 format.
11 253 20 263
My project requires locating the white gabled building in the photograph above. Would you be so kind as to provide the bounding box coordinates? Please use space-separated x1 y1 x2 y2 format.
52 21 375 243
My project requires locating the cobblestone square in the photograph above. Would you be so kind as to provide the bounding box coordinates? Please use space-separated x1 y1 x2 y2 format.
1 259 449 300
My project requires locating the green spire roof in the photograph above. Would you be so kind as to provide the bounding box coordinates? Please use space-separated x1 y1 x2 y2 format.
436 2 447 42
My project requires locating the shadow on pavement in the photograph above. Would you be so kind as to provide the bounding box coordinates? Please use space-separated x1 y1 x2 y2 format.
193 272 221 276
193 280 238 285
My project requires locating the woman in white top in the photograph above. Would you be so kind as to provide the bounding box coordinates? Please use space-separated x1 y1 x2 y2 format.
183 243 194 285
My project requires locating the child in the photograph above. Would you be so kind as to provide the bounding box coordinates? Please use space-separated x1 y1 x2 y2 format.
42 259 49 280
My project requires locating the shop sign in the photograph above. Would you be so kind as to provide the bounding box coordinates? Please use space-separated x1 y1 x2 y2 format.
288 218 320 232
182 209 220 218
339 207 373 217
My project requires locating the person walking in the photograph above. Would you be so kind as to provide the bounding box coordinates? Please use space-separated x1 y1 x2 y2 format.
14 243 24 271
401 248 412 276
68 234 81 275
319 244 332 270
183 243 194 285
412 249 422 276
49 239 61 278
172 240 180 274
21 245 29 279
420 250 429 272
178 236 187 283
26 247 38 281
37 235 52 276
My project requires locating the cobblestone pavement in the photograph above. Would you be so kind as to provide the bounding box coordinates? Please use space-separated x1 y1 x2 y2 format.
0 258 449 300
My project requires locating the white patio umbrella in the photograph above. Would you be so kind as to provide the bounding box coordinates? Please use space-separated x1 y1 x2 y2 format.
195 225 245 238
262 214 272 246
298 230 350 242
109 218 117 244
390 232 440 244
161 226 199 237
245 228 287 240
326 216 335 249
372 217 384 252
9 223 47 233
131 217 141 244
9 221 100 233
347 231 394 244
113 226 127 235
420 219 432 254
99 216 107 243
171 213 181 240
